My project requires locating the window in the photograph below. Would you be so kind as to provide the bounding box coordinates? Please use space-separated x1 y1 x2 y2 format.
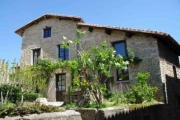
113 41 127 57
33 48 41 65
113 41 129 81
43 27 51 38
56 74 66 92
58 45 69 61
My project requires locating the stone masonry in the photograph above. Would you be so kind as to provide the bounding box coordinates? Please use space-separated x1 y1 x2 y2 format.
15 14 180 102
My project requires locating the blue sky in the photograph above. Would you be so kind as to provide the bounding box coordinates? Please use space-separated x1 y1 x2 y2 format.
1 0 180 63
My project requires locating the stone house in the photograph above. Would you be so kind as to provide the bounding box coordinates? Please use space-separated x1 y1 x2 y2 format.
15 14 180 102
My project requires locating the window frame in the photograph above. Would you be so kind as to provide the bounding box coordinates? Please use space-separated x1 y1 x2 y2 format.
57 44 69 61
112 40 129 81
43 27 51 38
32 48 41 65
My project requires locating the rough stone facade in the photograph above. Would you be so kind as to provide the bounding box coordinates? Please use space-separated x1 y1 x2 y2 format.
20 18 78 101
79 27 162 91
16 14 180 102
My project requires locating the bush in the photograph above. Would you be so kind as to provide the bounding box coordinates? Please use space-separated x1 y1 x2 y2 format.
0 104 64 118
125 73 157 104
108 89 127 105
0 84 22 103
24 92 44 101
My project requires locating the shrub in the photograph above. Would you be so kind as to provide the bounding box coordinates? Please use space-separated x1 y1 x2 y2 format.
63 102 78 109
0 84 22 103
23 92 44 101
108 89 127 105
0 104 64 118
125 73 158 104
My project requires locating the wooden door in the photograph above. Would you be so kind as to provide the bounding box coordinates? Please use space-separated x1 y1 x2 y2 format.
56 73 66 101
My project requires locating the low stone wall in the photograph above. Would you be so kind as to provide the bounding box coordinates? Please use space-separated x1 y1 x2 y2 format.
77 108 97 120
0 110 82 120
77 106 129 120
97 106 129 120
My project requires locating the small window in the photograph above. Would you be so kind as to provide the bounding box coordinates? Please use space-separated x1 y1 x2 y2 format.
58 45 69 61
43 27 51 38
117 69 129 81
33 48 41 65
113 41 129 81
56 74 66 92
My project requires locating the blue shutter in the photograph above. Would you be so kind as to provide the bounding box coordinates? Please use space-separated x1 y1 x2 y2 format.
114 42 126 57
65 48 69 60
60 47 65 61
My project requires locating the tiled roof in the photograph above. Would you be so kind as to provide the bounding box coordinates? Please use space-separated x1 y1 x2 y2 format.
77 23 180 55
77 23 169 36
15 14 84 35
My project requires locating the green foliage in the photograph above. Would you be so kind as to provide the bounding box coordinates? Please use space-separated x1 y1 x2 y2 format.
0 84 22 103
125 73 158 104
0 104 64 118
30 59 58 93
63 102 78 109
23 92 44 101
129 103 158 111
108 89 127 105
79 102 106 108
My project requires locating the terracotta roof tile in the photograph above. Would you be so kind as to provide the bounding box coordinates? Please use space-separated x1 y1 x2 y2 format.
77 23 169 36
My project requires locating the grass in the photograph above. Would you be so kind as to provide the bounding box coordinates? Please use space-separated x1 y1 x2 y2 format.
62 98 159 110
129 102 160 110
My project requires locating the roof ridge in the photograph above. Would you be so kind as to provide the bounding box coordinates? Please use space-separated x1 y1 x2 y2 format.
43 13 82 19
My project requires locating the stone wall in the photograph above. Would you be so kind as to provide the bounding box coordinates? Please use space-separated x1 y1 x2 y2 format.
77 106 129 120
79 27 162 88
0 110 82 120
21 18 78 65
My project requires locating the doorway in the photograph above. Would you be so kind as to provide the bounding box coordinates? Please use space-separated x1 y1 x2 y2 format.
56 73 66 101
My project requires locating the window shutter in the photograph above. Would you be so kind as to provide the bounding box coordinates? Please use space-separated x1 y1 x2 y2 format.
48 28 51 37
65 48 69 60
60 47 65 61
114 42 126 57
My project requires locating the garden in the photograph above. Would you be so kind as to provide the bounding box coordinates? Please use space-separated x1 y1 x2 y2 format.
0 30 159 118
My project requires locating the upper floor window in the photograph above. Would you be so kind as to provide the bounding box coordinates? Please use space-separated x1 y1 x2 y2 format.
43 27 51 38
58 45 69 61
113 41 127 57
113 41 129 81
33 48 41 65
